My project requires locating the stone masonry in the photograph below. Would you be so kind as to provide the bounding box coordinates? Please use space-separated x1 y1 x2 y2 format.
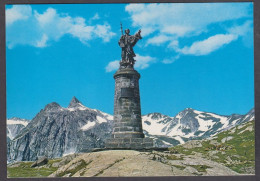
105 67 153 149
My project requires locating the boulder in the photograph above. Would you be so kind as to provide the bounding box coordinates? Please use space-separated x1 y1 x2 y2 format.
31 156 48 168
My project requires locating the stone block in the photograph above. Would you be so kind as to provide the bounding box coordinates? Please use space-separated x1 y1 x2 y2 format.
105 68 154 149
105 137 154 149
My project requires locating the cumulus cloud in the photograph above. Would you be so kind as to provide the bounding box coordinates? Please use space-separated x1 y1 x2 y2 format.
177 34 238 56
6 5 32 26
162 55 180 64
105 54 156 72
135 54 156 69
126 3 251 38
89 13 100 22
105 60 120 72
167 21 253 56
125 3 253 63
35 34 48 48
146 35 172 46
6 5 116 48
228 20 253 36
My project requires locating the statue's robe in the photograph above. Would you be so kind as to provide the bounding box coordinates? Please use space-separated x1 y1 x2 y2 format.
119 34 140 62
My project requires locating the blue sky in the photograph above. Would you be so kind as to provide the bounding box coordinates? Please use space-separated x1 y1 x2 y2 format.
6 3 254 120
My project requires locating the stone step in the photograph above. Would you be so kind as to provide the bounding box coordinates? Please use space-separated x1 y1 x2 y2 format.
105 137 154 149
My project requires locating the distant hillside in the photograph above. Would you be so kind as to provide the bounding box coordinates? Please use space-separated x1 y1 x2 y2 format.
7 96 254 162
170 119 255 174
143 108 254 147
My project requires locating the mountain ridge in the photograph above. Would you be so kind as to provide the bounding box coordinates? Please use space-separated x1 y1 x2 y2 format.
7 96 254 162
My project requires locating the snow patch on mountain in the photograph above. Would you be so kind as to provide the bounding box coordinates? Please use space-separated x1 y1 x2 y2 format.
81 121 96 131
96 116 107 124
207 113 229 129
7 118 30 140
102 113 113 121
7 119 29 127
230 118 240 126
67 103 88 111
193 111 215 131
173 136 185 144
142 114 169 135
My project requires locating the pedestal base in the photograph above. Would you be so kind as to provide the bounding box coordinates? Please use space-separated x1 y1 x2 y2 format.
105 138 154 149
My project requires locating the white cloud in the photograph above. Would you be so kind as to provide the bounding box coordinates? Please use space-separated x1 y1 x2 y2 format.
35 8 56 26
95 23 116 42
6 5 32 26
125 3 252 63
6 5 116 48
105 60 120 72
35 34 48 47
161 25 194 37
167 40 179 49
89 13 100 22
126 3 251 38
227 20 253 48
178 34 238 56
105 54 156 72
228 20 253 37
135 54 156 69
162 55 180 64
146 35 171 46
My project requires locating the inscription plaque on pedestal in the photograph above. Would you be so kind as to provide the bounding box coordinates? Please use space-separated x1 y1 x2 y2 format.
121 88 134 98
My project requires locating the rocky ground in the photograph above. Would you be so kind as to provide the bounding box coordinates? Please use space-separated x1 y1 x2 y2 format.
170 120 255 175
8 149 239 177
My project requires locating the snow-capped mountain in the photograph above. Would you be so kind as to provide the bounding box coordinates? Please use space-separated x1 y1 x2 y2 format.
7 96 254 162
7 97 113 162
7 117 30 140
142 108 254 147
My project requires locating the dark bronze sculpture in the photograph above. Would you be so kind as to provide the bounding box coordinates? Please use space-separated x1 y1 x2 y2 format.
118 26 142 68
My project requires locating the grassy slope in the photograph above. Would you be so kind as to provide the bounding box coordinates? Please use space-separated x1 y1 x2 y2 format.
7 159 61 178
170 120 255 174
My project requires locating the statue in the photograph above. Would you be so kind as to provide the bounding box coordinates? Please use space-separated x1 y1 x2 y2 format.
118 24 142 68
105 23 154 150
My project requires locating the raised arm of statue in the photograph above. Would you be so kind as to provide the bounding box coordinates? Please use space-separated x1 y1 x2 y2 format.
131 30 142 47
135 30 142 39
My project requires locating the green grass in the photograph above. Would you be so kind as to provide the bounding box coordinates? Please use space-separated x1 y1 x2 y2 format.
7 160 59 178
212 121 255 173
170 140 214 156
166 155 183 160
172 165 186 170
169 120 255 174
188 165 212 172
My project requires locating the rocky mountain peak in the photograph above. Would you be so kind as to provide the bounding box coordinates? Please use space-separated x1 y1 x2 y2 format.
148 112 163 119
8 117 30 122
184 108 194 112
44 102 61 112
177 108 195 117
68 96 83 108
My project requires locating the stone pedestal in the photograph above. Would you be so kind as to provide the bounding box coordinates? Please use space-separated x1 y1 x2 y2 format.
105 67 153 149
